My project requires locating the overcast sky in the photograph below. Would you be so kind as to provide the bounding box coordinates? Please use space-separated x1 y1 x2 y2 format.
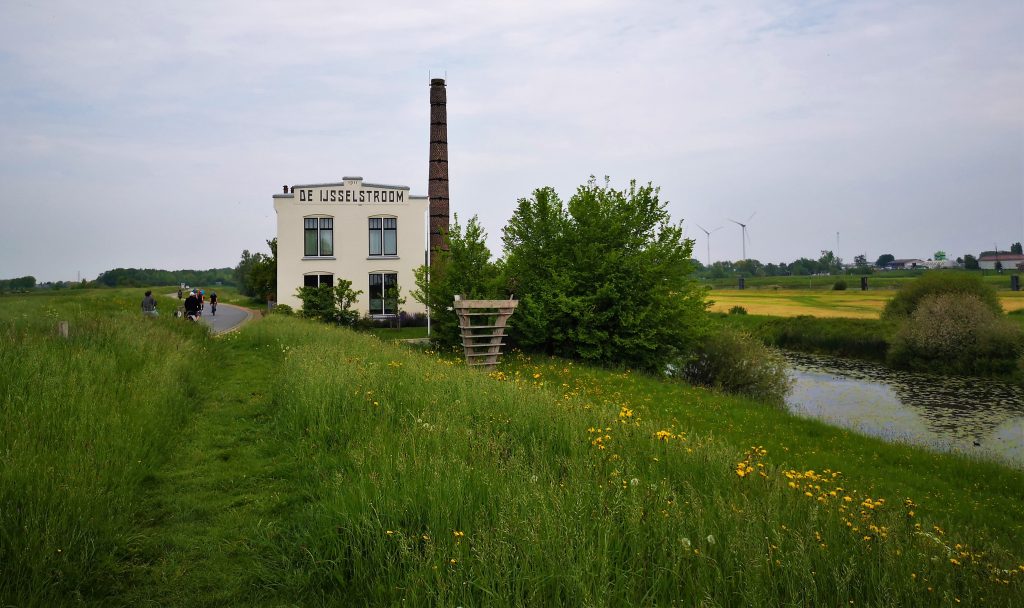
1 0 1022 282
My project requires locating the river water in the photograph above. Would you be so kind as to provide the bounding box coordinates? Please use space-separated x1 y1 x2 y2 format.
783 352 1024 467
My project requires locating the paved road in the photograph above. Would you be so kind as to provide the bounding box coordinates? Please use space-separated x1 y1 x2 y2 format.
198 302 252 334
165 294 254 334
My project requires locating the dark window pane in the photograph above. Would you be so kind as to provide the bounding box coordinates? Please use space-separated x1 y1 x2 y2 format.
383 218 396 229
369 273 383 314
383 223 397 255
320 217 333 229
383 273 397 315
320 229 333 256
369 227 382 255
305 229 318 256
368 218 382 229
321 274 333 287
305 218 318 229
304 275 318 287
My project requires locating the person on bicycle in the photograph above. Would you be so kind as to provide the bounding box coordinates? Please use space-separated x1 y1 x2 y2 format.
183 290 201 320
209 291 218 316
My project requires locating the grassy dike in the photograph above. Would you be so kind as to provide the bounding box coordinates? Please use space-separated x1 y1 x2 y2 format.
2 292 1023 606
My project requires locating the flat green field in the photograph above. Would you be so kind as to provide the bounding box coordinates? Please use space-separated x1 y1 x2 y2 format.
709 289 1024 318
2 289 1022 606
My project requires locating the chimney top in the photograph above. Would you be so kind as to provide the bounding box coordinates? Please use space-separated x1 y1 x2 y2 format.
430 78 445 86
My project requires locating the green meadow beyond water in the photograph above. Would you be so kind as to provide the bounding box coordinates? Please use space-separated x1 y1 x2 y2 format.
1 289 1022 606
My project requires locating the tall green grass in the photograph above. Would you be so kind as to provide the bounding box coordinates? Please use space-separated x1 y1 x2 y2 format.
717 313 894 360
249 316 1022 606
0 290 208 603
2 294 1022 605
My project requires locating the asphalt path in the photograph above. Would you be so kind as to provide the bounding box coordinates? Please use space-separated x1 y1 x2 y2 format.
197 302 252 334
165 294 254 334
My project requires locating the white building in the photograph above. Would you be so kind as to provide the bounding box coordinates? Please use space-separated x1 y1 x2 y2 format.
978 253 1024 270
273 177 429 316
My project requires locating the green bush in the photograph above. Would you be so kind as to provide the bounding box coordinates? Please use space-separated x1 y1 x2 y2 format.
272 303 294 315
832 280 847 291
500 179 708 372
882 271 1001 319
887 293 1024 375
296 280 363 326
728 305 748 315
677 326 791 403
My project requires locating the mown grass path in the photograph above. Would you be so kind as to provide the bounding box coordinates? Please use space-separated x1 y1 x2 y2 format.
104 333 298 607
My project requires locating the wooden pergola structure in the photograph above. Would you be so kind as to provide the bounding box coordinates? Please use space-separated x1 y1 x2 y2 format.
453 297 518 369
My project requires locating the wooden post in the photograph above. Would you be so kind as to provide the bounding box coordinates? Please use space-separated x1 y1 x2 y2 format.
453 297 518 370
58 321 69 338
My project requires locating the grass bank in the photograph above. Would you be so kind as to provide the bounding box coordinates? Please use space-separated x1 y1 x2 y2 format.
1 294 1022 605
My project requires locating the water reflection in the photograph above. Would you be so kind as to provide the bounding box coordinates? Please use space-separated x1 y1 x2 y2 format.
783 352 1024 467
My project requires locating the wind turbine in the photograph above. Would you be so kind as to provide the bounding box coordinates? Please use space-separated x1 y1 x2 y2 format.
728 212 756 260
695 224 722 267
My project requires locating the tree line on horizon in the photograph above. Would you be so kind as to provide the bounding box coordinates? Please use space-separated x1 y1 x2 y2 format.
93 267 236 288
692 241 1023 278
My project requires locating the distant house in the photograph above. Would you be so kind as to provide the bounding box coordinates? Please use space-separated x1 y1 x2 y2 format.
886 258 926 270
920 259 957 270
978 252 1024 270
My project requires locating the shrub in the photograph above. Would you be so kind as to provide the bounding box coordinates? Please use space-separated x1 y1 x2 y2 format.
882 271 1001 319
272 303 294 315
832 280 847 291
500 179 708 373
677 326 792 404
728 305 748 315
296 280 363 326
887 293 1024 375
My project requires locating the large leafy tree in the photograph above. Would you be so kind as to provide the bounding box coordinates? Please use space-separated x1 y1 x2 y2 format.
875 253 895 268
502 178 708 372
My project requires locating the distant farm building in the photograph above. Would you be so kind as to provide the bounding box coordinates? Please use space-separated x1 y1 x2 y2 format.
885 258 926 270
978 252 1024 270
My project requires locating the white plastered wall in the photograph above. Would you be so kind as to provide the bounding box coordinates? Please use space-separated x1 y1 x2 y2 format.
274 177 428 315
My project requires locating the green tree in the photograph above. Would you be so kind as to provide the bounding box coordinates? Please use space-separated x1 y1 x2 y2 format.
933 251 947 261
963 254 979 270
875 253 895 268
412 215 500 346
818 250 842 274
235 239 277 301
1011 242 1023 255
501 177 708 372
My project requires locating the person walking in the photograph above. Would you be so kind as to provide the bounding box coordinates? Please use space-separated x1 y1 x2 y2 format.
141 290 159 317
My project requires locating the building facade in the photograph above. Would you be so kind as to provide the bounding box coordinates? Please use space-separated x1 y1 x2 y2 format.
273 177 429 315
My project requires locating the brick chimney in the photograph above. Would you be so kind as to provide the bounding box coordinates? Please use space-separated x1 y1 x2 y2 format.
428 78 449 258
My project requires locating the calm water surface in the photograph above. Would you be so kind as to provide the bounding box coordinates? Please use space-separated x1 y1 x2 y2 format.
784 352 1024 467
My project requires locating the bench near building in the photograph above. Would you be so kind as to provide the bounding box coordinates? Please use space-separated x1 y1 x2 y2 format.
273 178 429 316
